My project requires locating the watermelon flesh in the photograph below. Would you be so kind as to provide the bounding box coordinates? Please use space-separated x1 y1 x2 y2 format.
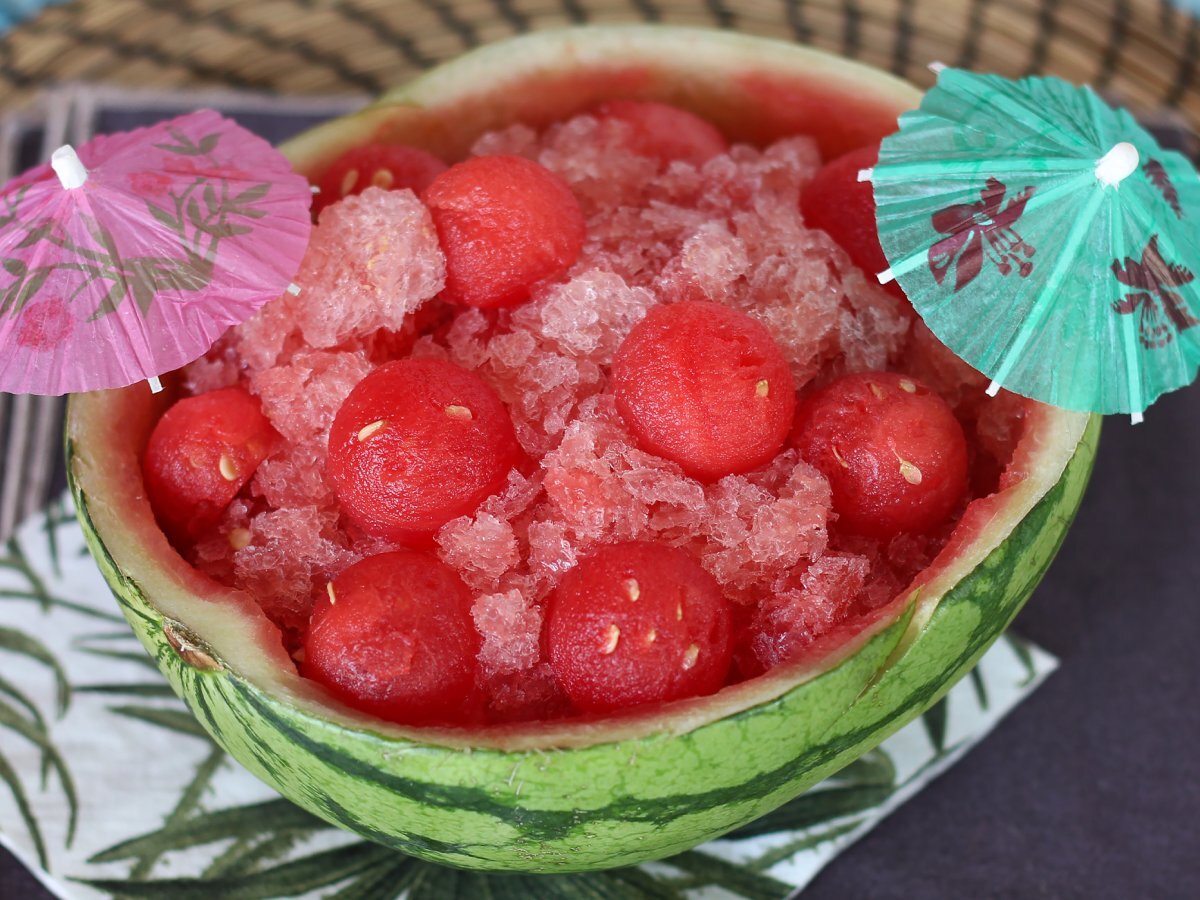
66 27 1097 872
325 357 524 541
612 299 798 481
423 153 586 309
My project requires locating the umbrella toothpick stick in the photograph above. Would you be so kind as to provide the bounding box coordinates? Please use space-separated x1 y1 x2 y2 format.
1095 143 1139 188
50 145 87 190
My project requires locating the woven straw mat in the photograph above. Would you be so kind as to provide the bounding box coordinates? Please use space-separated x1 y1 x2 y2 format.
0 0 1198 122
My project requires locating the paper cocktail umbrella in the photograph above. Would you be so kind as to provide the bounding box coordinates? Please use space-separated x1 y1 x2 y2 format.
865 67 1200 420
0 109 311 395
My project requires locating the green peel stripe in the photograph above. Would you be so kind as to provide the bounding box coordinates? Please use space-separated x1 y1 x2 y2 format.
229 617 907 844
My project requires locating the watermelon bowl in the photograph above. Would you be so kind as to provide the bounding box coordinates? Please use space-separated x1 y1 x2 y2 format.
65 26 1098 874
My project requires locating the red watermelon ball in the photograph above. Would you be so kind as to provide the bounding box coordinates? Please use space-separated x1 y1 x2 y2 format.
592 99 729 167
792 371 969 538
327 358 522 542
303 550 481 725
143 387 279 545
313 143 448 216
613 300 796 482
546 541 733 713
800 144 909 303
423 154 586 309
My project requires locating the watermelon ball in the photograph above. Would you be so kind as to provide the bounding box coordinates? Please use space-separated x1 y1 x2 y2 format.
546 541 733 714
143 387 279 545
592 99 729 167
422 154 585 309
302 550 481 725
612 300 796 481
327 357 521 542
792 372 969 538
800 144 908 303
313 143 447 216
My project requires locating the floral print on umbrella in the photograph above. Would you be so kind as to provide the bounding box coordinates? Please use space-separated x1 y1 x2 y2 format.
0 109 312 394
1143 159 1183 219
1112 235 1198 349
928 178 1036 292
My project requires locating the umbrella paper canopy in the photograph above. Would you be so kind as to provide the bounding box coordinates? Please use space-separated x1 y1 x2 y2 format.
868 67 1200 418
0 109 312 395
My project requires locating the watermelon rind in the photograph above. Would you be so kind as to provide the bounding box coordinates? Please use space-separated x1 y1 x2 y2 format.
66 26 1099 873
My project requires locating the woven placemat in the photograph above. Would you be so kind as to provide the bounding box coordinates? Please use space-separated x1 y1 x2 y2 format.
1 0 1199 125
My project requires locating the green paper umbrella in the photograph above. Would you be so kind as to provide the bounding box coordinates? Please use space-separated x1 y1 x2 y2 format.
867 66 1200 420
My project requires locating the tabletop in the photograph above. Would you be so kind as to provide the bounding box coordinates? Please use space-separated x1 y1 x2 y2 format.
2 2 1199 892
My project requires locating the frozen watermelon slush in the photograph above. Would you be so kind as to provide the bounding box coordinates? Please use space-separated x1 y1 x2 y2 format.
139 88 1027 728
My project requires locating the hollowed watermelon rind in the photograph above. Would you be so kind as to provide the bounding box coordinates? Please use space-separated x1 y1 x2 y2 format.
67 416 1095 871
65 26 1099 873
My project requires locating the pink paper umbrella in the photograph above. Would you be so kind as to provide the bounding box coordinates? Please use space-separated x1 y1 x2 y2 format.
0 109 312 395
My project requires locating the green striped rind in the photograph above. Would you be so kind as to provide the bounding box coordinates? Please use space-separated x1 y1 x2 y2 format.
66 418 1096 872
181 618 901 869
